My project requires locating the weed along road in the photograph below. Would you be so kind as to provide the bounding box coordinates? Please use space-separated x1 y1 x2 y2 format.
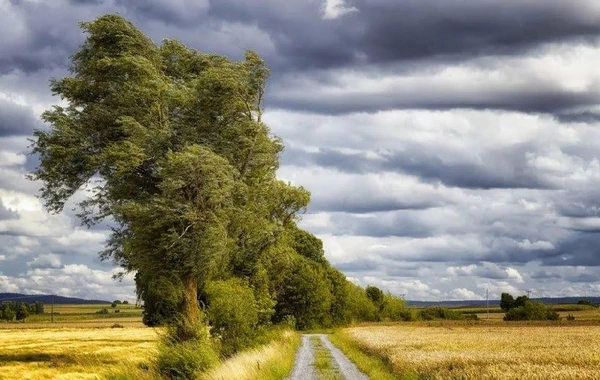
288 334 368 380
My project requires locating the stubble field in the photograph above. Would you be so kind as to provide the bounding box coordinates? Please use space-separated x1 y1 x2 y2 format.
342 323 600 379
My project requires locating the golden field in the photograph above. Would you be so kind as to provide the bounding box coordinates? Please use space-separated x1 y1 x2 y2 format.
0 327 158 380
342 324 600 379
0 304 299 380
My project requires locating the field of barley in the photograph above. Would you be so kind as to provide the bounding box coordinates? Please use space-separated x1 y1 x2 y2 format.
0 304 299 379
0 327 158 379
342 324 600 379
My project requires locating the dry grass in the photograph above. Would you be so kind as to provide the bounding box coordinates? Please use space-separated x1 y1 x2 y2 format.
343 324 600 379
0 327 158 379
201 330 299 380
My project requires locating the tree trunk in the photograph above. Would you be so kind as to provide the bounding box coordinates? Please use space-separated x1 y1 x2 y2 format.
176 275 200 341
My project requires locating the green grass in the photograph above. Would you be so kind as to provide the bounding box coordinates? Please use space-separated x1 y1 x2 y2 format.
310 336 342 380
329 329 406 380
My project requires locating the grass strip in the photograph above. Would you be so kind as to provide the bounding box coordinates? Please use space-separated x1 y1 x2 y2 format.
329 329 415 380
310 336 343 380
200 328 300 380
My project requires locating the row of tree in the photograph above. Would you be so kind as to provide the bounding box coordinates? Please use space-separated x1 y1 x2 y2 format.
30 14 411 377
0 301 44 322
500 293 559 321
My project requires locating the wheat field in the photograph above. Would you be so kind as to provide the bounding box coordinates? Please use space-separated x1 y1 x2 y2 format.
0 327 158 379
343 324 600 379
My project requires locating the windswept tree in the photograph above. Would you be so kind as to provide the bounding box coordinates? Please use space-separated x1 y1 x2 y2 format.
31 14 309 341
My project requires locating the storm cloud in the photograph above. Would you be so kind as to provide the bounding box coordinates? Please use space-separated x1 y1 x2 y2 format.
1 0 600 301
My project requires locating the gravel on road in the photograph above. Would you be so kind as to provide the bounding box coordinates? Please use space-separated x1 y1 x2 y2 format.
287 334 369 380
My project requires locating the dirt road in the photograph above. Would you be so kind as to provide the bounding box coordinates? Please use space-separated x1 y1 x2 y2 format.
287 334 369 380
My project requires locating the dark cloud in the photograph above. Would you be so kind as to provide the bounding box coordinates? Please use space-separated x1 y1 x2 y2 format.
0 100 38 136
285 145 553 190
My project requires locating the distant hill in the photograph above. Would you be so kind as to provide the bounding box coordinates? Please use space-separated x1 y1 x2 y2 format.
406 296 600 308
0 293 111 304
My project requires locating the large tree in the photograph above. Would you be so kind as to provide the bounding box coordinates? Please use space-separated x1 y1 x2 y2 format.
31 15 309 341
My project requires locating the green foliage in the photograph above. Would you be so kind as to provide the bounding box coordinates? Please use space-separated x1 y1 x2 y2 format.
344 283 379 323
0 301 43 322
500 292 515 311
501 292 530 312
419 307 464 321
96 308 109 315
504 301 560 321
15 303 30 321
157 339 219 379
326 267 351 325
137 274 181 327
205 279 259 357
0 302 15 322
274 257 332 330
31 14 310 342
288 225 327 264
577 299 599 308
366 286 385 311
381 295 411 321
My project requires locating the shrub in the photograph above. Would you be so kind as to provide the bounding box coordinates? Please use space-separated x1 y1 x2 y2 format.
96 308 109 315
157 339 218 379
381 295 410 321
206 279 259 357
273 258 332 330
504 301 560 321
419 307 464 321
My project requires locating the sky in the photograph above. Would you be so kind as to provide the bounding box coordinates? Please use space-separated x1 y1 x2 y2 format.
2 0 600 302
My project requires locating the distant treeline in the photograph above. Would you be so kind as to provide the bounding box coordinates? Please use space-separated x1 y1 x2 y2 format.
0 301 44 322
0 293 110 304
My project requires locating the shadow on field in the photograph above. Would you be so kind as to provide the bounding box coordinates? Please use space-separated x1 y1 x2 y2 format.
0 353 116 365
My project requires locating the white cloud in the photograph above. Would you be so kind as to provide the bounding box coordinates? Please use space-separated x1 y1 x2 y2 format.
28 253 61 269
449 288 482 300
321 0 358 20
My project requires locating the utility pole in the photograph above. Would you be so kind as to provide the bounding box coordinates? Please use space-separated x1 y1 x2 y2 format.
526 290 532 298
51 294 54 323
486 287 489 320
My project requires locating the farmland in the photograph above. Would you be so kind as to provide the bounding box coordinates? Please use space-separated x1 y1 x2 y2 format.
0 304 299 379
3 302 600 379
339 323 600 379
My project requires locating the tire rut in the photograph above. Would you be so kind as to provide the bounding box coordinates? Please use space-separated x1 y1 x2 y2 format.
287 334 369 380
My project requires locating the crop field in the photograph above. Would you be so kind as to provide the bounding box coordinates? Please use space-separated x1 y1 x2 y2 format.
342 324 600 379
0 327 158 379
0 304 144 329
451 304 600 322
0 304 299 380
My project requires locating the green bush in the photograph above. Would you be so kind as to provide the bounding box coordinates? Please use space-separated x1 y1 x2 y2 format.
273 258 332 330
206 278 259 357
344 283 378 323
381 295 410 321
157 339 218 379
504 301 560 321
419 307 464 321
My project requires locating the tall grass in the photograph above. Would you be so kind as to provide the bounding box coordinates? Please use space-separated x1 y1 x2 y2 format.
329 330 398 380
201 329 299 380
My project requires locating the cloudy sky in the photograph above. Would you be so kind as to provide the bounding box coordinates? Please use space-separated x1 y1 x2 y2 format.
2 0 600 302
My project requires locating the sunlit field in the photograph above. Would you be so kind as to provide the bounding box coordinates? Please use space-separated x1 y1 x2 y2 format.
0 304 144 329
0 327 158 379
0 304 298 380
342 324 600 379
455 304 600 322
